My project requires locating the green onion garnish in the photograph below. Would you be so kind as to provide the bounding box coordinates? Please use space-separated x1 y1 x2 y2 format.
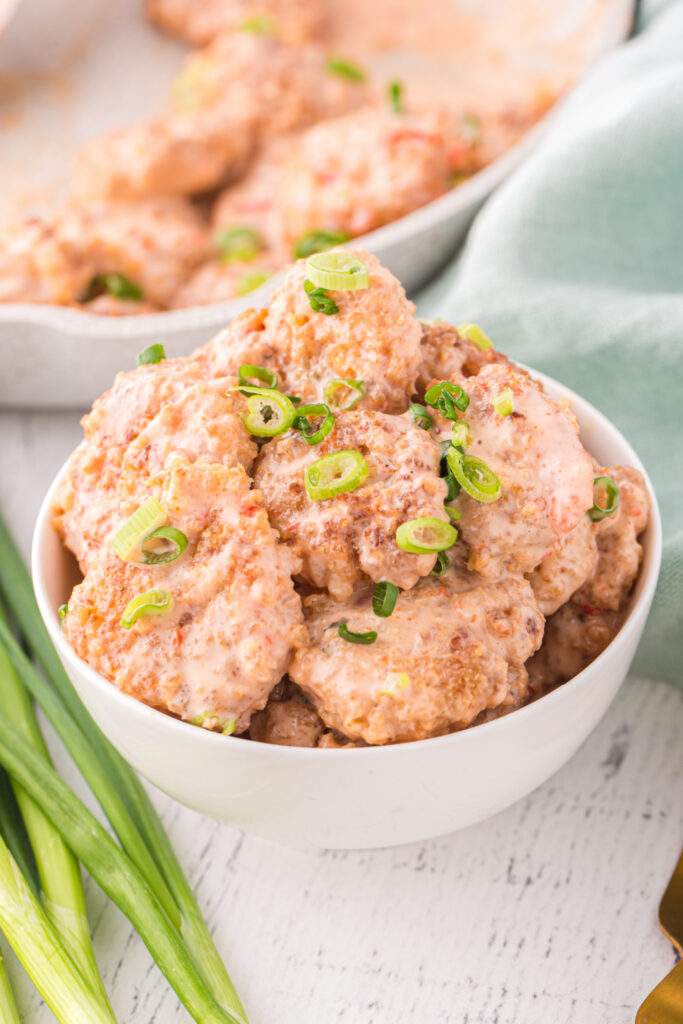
303 279 339 315
424 380 470 420
450 421 471 448
432 551 449 576
57 603 69 619
111 498 168 563
388 79 404 114
120 590 173 629
238 363 278 389
457 322 493 351
409 403 433 430
215 226 264 263
137 343 166 367
293 230 349 260
323 378 365 412
372 581 398 618
141 526 188 566
445 504 461 522
461 112 482 143
112 495 168 561
305 449 369 501
338 621 377 645
306 252 369 291
293 403 335 445
588 476 620 522
444 468 460 502
102 272 143 301
326 57 366 82
447 448 501 504
288 395 302 405
242 388 296 437
222 719 237 737
237 270 271 296
493 388 514 417
395 517 458 554
238 13 274 33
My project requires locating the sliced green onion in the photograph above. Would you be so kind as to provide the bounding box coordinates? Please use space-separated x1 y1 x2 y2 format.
306 252 369 291
102 272 143 301
395 517 458 554
588 476 620 522
238 363 278 389
326 57 366 81
432 551 449 576
111 498 167 562
243 388 296 437
238 13 274 33
338 621 377 645
137 343 166 366
141 526 188 566
447 448 501 503
293 230 349 260
372 581 398 618
293 403 335 445
237 270 271 296
305 449 369 501
222 719 237 737
57 603 69 619
445 504 461 522
444 469 460 502
0 518 247 1022
288 394 302 405
379 672 410 697
324 378 365 411
0 949 20 1024
457 322 493 351
215 226 263 263
450 421 471 448
409 402 433 430
461 112 482 142
493 388 514 417
388 79 403 113
424 380 470 420
120 590 173 629
303 279 339 315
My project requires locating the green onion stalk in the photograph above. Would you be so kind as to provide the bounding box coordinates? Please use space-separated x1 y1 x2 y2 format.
0 946 20 1024
0 515 247 1022
0 604 111 1010
0 719 240 1024
0 829 114 1024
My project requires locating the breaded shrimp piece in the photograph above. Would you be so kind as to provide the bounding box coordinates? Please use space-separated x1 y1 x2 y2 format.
64 460 303 732
55 373 254 572
171 258 276 308
253 249 423 411
254 410 448 600
275 108 453 243
575 465 650 612
147 0 325 46
211 141 291 257
289 570 544 745
450 364 594 577
72 111 256 202
416 320 507 395
529 516 598 616
249 692 324 747
199 306 280 378
527 602 624 692
59 199 210 308
0 215 95 305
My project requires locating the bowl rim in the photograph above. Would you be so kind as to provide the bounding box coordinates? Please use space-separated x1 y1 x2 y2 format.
31 368 662 760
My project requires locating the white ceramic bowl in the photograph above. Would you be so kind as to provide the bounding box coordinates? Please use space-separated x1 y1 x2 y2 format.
32 371 661 850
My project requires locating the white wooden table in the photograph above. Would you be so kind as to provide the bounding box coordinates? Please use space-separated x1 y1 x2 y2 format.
1 409 681 1024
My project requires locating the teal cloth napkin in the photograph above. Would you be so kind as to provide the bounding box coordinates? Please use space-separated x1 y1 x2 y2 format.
419 1 683 684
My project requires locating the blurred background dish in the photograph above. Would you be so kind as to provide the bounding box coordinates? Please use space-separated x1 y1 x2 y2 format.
0 0 635 407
